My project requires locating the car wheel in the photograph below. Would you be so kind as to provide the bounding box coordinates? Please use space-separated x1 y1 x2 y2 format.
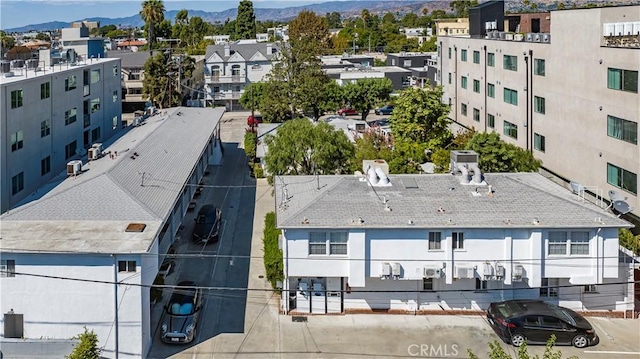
572 335 589 348
511 334 526 347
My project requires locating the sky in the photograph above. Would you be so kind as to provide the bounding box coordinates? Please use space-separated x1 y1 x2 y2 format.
0 0 329 30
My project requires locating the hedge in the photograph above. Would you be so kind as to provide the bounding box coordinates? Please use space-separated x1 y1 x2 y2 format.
244 131 257 162
263 212 283 290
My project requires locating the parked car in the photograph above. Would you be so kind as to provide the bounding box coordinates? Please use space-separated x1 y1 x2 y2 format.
375 105 394 115
192 205 222 244
486 300 598 348
247 114 263 127
369 119 390 127
161 281 203 344
337 107 358 116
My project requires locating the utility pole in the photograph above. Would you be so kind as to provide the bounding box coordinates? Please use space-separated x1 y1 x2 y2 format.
112 255 119 359
368 34 371 53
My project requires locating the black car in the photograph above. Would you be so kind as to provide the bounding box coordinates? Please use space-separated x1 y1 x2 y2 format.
487 300 598 348
161 281 203 344
375 105 394 115
192 205 222 244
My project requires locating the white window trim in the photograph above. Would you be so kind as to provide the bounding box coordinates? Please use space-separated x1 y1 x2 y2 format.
308 231 348 256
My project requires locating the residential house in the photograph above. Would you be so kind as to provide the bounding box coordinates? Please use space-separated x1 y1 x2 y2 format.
386 52 439 87
71 20 100 30
0 107 224 358
60 27 105 60
438 2 640 221
276 156 635 315
0 56 121 214
434 18 470 37
325 66 412 91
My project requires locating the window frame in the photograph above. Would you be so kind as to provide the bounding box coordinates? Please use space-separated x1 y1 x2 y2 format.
473 108 480 122
487 83 495 98
540 278 559 297
423 277 434 291
548 231 568 255
503 54 518 71
534 58 545 76
607 115 637 145
428 232 442 250
608 68 638 93
11 89 23 108
534 96 546 114
41 82 51 99
11 172 24 195
461 76 467 89
607 163 637 195
461 103 467 116
473 50 480 64
0 259 16 278
65 108 78 125
41 156 51 176
473 79 480 93
10 130 24 152
461 49 467 62
534 133 545 152
475 277 488 291
487 52 495 67
65 75 77 91
90 69 101 84
487 114 495 128
503 88 518 106
452 232 465 250
65 140 77 160
41 119 51 138
308 231 348 255
118 260 137 272
503 120 518 139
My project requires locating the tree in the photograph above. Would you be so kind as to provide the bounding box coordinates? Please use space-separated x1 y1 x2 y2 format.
155 19 172 42
419 36 438 52
66 327 101 359
390 87 452 150
295 66 341 120
325 12 342 28
235 0 256 40
388 140 428 174
450 0 479 17
341 78 393 121
557 2 566 10
239 82 268 114
35 32 51 42
289 10 330 59
353 131 393 172
140 0 165 53
264 119 355 178
142 52 194 108
619 228 640 255
465 132 542 173
0 31 15 51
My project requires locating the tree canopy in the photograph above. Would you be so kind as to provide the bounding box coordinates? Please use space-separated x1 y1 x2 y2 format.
235 0 256 40
264 119 354 178
142 52 194 108
465 132 542 173
341 78 393 121
140 0 165 52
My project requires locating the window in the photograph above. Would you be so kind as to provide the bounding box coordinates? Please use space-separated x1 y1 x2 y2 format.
540 278 559 297
10 130 23 151
448 47 451 59
91 69 100 84
548 231 567 255
473 108 480 122
65 75 77 91
0 260 15 278
608 163 637 194
91 127 101 142
461 49 467 61
41 156 51 176
11 89 23 108
607 115 637 144
91 98 100 113
113 90 118 103
534 96 545 114
113 64 118 77
309 232 348 255
448 72 451 84
487 114 495 128
475 278 488 291
65 108 77 125
65 140 77 160
503 121 518 139
11 172 24 195
83 100 90 128
452 232 464 249
461 76 467 89
112 115 118 130
487 83 495 98
487 52 495 67
570 231 590 255
584 284 598 293
423 278 434 291
534 133 545 152
403 59 412 67
428 232 442 250
473 50 480 64
118 260 136 272
503 55 517 71
41 82 50 99
473 79 480 93
461 103 467 116
534 59 545 76
41 119 51 137
540 316 564 329
608 68 638 93
504 88 518 105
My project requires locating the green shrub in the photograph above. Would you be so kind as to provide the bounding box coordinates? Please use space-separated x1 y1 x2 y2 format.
244 131 257 162
66 327 101 359
620 228 640 255
263 212 283 290
253 163 265 178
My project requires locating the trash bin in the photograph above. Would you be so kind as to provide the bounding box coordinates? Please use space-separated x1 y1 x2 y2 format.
289 291 297 310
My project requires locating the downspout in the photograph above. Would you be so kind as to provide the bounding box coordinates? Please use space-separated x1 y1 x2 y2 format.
524 52 530 151
454 45 458 124
529 49 534 155
483 45 487 132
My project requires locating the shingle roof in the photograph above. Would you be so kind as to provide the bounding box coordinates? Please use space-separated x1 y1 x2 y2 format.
275 173 632 229
107 50 150 68
205 42 280 62
1 107 225 253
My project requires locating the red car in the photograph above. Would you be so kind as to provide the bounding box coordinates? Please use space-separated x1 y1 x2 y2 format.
337 107 358 116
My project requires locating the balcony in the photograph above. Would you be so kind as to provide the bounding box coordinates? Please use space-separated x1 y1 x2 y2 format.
602 22 640 48
212 91 243 100
207 74 246 84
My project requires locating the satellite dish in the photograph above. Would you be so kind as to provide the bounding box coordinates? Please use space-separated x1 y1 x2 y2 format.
608 190 626 202
612 200 631 215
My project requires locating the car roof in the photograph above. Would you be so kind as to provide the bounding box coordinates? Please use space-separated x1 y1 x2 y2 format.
498 300 563 317
198 205 218 214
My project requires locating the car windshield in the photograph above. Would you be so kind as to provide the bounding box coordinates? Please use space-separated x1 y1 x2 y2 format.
554 306 578 326
167 290 196 316
494 301 525 318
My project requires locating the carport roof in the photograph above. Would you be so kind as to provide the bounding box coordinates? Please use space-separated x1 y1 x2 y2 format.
275 173 632 229
1 107 225 254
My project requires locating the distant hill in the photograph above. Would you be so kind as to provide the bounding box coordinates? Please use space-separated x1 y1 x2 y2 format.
3 0 637 33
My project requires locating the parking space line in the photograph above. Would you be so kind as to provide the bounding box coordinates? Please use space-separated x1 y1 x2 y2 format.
583 351 640 355
592 321 614 340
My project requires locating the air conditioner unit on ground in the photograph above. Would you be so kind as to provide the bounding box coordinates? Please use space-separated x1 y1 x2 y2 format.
495 264 505 279
92 143 103 153
381 262 392 279
392 262 402 279
512 264 524 282
456 266 475 279
88 147 99 161
423 266 443 279
66 160 82 176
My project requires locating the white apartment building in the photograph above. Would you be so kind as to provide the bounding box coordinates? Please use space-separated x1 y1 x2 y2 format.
204 42 279 110
276 158 634 315
0 107 224 358
0 57 122 213
438 5 640 221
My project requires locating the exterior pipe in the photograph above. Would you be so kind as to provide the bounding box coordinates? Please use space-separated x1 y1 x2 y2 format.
454 45 458 125
483 45 487 132
524 53 530 151
529 49 534 155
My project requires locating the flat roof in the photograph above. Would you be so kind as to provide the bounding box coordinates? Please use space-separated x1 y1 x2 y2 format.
1 107 225 254
0 58 119 86
275 173 632 229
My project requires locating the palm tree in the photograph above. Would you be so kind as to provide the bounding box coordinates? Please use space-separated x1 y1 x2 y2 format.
140 0 165 54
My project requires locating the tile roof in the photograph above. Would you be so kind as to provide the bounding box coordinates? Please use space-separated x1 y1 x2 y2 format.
205 42 280 62
274 173 632 230
1 107 225 253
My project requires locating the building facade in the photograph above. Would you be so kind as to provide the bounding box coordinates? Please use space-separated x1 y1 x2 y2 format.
439 5 640 220
276 161 634 315
0 57 122 213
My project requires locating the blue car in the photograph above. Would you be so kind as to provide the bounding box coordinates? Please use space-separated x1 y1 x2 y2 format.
375 105 394 115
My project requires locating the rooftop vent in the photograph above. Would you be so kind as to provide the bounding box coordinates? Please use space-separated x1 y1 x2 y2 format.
125 223 147 233
363 159 391 187
450 150 485 185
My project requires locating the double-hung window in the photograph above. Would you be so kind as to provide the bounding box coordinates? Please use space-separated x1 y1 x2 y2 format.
452 232 464 249
41 82 50 99
548 231 568 255
534 133 545 152
309 232 348 255
534 59 545 76
473 50 480 64
473 108 480 122
11 172 24 195
10 130 23 151
461 76 468 89
487 83 495 98
534 96 545 114
487 52 495 67
11 89 23 108
570 231 590 255
487 114 495 128
461 49 467 62
473 79 480 93
428 232 442 250
118 260 136 272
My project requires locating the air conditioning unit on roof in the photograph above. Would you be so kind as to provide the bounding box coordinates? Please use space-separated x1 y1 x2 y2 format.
525 33 534 42
533 34 542 42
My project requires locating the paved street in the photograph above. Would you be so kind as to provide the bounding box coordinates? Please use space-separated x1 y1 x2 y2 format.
144 111 640 359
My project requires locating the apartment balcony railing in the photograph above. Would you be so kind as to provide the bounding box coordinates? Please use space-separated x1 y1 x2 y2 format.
213 91 243 100
207 74 246 83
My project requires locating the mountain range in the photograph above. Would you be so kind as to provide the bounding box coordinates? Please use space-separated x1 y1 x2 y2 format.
4 0 636 33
